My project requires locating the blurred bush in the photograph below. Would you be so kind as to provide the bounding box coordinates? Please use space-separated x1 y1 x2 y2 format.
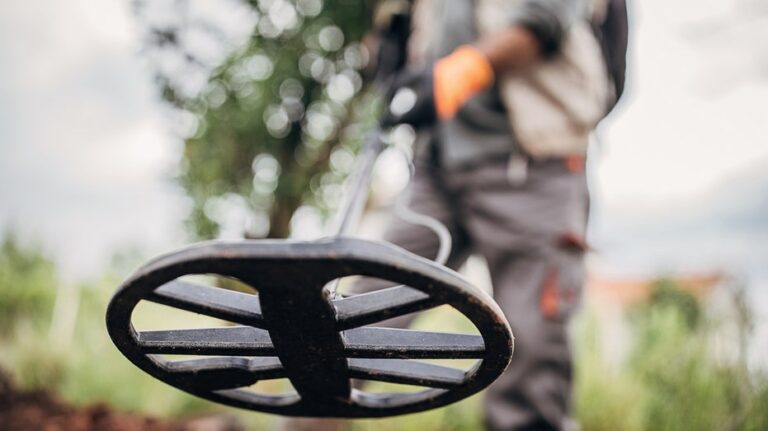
575 280 768 431
0 232 56 334
0 235 225 421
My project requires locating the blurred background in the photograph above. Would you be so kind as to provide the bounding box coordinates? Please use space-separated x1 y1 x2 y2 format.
1 0 767 430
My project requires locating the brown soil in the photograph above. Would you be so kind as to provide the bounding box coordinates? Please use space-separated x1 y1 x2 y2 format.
0 370 243 431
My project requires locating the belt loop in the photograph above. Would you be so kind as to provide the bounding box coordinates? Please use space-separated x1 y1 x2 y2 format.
507 153 529 186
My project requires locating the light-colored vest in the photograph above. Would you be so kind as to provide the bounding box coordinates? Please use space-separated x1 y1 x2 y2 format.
411 0 610 159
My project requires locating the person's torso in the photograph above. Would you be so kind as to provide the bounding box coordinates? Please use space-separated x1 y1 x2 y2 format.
409 0 608 169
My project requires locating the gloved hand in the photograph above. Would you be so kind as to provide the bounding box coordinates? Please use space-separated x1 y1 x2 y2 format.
382 45 495 128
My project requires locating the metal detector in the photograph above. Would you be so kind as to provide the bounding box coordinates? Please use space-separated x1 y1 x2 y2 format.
105 129 513 418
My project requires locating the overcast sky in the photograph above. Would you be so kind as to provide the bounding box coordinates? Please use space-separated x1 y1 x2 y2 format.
595 0 768 209
1 0 767 281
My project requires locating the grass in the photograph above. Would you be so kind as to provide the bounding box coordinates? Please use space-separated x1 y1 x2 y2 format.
1 235 767 430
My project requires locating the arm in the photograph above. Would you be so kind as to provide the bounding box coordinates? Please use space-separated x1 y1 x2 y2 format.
476 26 542 76
384 0 581 126
427 26 541 121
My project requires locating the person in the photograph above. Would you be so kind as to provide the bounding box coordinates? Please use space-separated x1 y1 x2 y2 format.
282 0 627 430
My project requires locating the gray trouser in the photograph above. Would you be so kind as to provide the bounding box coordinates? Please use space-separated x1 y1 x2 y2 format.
355 148 589 431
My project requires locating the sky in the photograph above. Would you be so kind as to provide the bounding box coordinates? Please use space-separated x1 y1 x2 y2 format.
1 0 767 283
586 0 768 280
0 0 189 278
593 0 768 213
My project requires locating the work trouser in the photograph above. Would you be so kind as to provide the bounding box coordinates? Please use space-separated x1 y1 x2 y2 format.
279 149 589 431
356 148 590 431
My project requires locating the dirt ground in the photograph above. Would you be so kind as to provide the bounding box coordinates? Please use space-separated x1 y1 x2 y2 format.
0 370 244 431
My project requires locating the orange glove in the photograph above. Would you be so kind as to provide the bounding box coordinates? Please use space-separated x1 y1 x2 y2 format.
383 45 495 127
433 45 495 119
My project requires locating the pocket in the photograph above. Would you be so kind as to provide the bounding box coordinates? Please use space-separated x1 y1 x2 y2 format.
539 239 587 321
557 246 587 318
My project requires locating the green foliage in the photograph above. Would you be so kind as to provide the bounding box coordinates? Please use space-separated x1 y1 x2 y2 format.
1 272 215 418
0 233 228 419
644 278 702 329
576 281 764 431
2 237 767 430
0 232 56 334
743 383 768 431
140 0 380 239
574 314 646 431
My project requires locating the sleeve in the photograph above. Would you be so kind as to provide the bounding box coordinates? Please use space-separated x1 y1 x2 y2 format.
508 0 586 56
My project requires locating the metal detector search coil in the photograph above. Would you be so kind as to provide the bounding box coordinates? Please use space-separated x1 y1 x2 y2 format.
106 238 513 417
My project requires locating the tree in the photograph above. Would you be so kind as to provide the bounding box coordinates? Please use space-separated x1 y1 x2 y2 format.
136 0 379 239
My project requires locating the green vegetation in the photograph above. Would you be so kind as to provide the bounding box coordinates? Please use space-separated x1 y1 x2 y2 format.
2 234 767 429
575 279 767 431
0 232 56 334
138 0 379 239
0 238 217 419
